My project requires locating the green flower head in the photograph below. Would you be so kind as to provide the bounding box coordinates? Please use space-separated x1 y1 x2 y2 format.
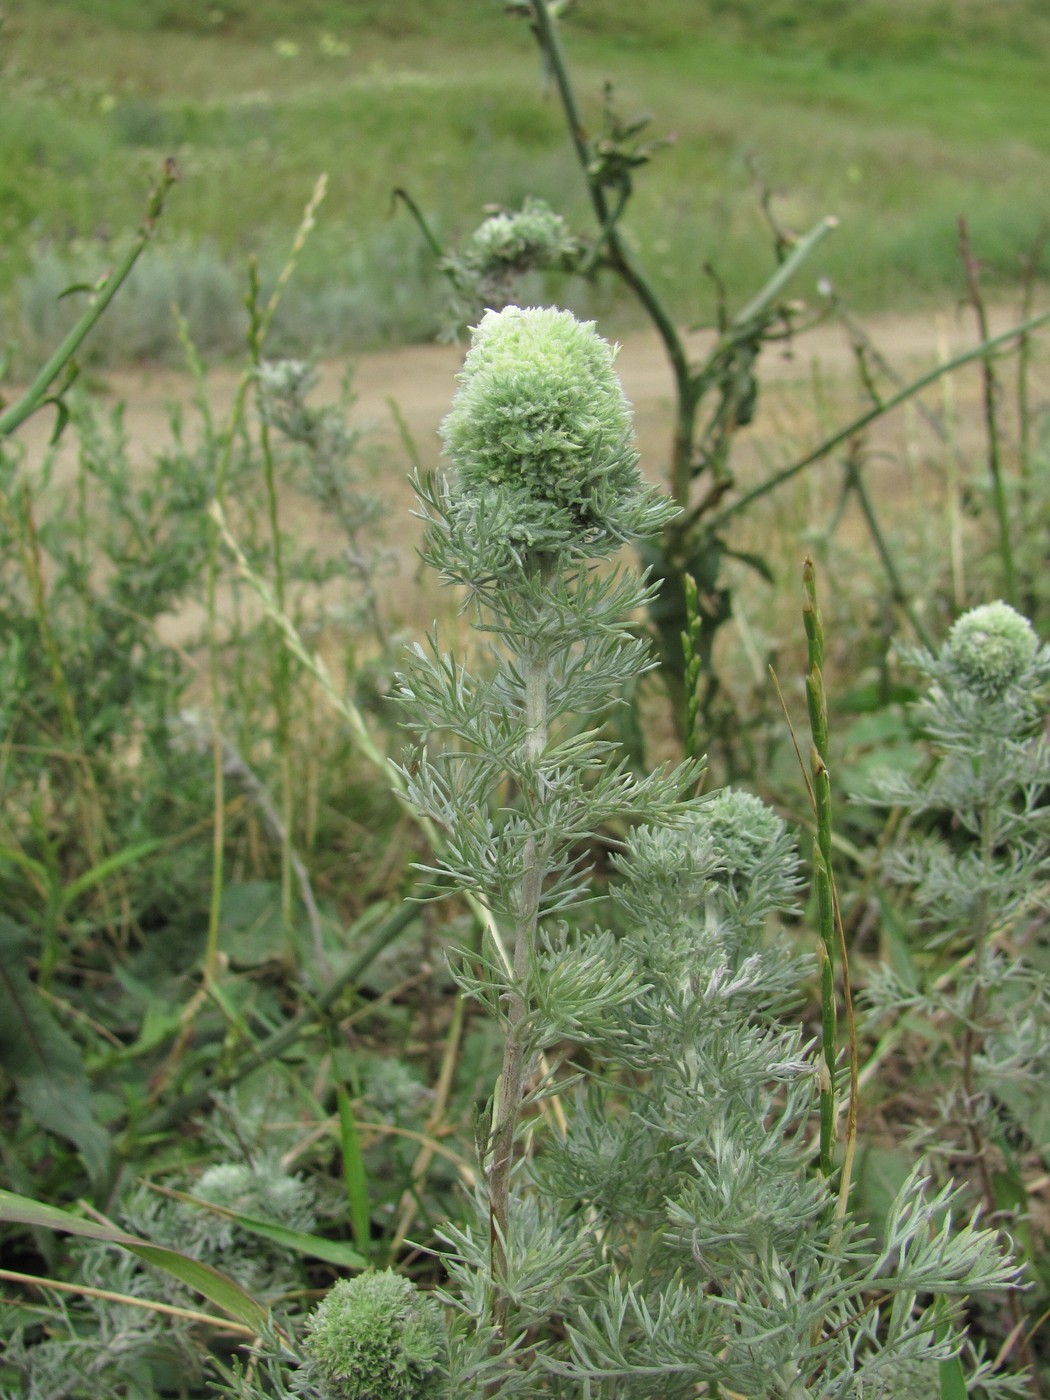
692 789 788 885
944 601 1038 697
440 306 643 549
462 197 577 275
302 1270 447 1400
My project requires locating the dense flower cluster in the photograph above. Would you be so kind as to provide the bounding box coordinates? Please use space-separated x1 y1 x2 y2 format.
460 197 577 277
944 600 1039 696
301 1270 447 1400
439 305 645 551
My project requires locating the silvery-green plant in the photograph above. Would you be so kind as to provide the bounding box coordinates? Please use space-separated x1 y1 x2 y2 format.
390 307 1022 1396
863 601 1050 1361
255 358 394 652
396 303 697 1329
297 1271 448 1400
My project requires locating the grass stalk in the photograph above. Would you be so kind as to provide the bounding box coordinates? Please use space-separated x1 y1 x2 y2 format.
957 216 1016 606
247 257 295 953
388 970 471 1261
936 323 967 611
1015 219 1047 497
840 446 935 651
802 559 837 1178
708 307 1050 534
0 1267 257 1337
680 573 704 773
201 176 328 983
0 162 178 440
801 558 858 1200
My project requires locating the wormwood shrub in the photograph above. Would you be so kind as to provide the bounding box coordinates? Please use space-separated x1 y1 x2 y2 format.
234 306 1023 1399
863 601 1050 1369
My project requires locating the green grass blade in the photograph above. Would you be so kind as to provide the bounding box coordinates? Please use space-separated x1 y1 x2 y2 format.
939 1352 969 1398
337 1085 373 1263
61 839 163 907
0 1189 268 1330
167 1187 367 1270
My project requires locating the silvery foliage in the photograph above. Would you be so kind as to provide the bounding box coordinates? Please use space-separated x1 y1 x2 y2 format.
439 797 1022 1397
391 310 1022 1396
864 603 1050 1209
254 358 395 643
1 1158 316 1400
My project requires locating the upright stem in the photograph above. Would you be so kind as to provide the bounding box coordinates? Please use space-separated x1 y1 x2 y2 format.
248 259 295 951
803 558 838 1179
0 163 178 440
961 801 1039 1391
201 176 327 984
842 449 935 651
488 631 551 1335
528 0 695 504
958 217 1017 606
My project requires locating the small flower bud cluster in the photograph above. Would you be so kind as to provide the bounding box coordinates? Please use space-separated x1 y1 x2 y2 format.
301 1270 448 1400
943 600 1039 697
460 196 578 278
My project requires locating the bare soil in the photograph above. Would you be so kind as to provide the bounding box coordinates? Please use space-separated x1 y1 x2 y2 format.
7 302 1043 646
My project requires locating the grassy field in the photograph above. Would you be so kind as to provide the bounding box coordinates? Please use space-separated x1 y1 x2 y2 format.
2 0 1049 365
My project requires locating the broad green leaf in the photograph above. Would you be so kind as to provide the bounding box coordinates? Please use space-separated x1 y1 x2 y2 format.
936 1299 968 1400
939 1350 968 1398
0 1189 268 1330
218 881 288 966
166 1186 366 1271
0 843 50 888
62 839 163 907
337 1085 373 1262
0 916 110 1182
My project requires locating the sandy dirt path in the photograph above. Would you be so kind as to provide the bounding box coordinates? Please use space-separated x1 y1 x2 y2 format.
11 302 1029 483
5 301 1042 643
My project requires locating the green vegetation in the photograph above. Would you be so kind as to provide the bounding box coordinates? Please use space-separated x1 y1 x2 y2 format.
2 2 1050 1395
2 0 1049 364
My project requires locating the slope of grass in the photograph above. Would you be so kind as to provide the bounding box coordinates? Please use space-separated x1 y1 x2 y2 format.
1 0 1048 364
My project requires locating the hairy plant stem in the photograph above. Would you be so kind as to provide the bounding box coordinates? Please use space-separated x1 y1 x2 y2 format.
961 804 1039 1392
962 810 995 1214
489 627 551 1336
